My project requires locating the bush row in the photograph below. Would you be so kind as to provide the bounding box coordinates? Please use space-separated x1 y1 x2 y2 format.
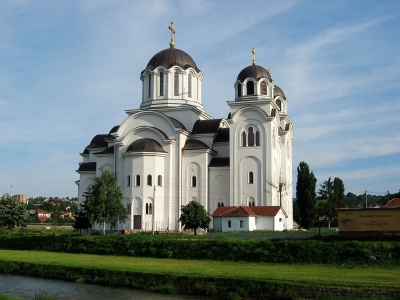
0 233 399 265
1 261 399 300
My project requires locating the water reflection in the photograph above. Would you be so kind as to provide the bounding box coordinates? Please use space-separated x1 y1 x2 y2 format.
0 274 205 300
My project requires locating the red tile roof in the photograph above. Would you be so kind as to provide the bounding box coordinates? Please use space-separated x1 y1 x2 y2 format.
212 206 281 217
387 198 400 208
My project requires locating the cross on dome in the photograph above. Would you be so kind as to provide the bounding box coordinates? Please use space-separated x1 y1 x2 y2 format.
168 21 176 48
252 47 256 65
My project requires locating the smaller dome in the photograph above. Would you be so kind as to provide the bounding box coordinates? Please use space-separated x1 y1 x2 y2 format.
126 138 166 153
274 85 286 100
237 65 271 82
144 48 200 73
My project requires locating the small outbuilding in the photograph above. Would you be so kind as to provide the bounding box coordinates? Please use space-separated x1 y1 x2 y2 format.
212 206 287 232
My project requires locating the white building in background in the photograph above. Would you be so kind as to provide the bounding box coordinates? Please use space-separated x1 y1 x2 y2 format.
76 23 294 231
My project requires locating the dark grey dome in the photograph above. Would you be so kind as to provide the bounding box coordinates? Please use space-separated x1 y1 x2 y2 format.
237 65 271 82
126 138 166 153
144 48 200 73
274 85 286 100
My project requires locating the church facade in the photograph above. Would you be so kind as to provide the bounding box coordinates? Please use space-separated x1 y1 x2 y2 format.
76 24 294 231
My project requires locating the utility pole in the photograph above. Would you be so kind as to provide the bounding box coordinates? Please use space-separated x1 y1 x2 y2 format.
365 191 367 208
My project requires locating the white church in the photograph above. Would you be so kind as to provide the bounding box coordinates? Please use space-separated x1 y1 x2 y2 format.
76 23 294 232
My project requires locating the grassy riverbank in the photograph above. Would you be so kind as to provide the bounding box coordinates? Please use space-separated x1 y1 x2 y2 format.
1 250 399 299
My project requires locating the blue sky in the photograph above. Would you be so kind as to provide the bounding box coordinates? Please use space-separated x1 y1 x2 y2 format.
1 0 399 198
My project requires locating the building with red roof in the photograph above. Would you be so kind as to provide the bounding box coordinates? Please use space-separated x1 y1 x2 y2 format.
212 206 287 231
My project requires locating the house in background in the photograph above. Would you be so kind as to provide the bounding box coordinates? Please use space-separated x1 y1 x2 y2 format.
212 206 287 232
37 209 51 223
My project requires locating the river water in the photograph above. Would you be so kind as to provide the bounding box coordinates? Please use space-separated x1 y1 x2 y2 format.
0 274 206 300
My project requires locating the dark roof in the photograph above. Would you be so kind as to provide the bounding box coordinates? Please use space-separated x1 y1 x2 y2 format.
82 148 89 155
192 119 223 134
126 138 166 153
214 128 229 143
183 139 209 150
274 85 286 100
144 48 200 73
94 146 114 155
237 65 272 82
209 157 229 167
87 134 108 148
108 125 120 136
167 116 186 130
212 206 281 217
77 162 96 172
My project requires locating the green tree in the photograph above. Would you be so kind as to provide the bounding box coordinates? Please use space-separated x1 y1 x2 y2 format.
296 162 317 229
0 194 28 230
82 168 128 234
318 177 345 221
73 209 92 235
179 201 211 235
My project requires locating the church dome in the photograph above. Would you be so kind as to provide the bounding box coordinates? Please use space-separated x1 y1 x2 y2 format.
274 85 286 100
237 65 271 82
126 138 166 153
145 48 200 73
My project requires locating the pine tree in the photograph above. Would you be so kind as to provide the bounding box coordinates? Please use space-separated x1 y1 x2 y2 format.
296 162 317 229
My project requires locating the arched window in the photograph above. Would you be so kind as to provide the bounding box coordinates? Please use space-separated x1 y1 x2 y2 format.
191 176 197 187
248 127 255 146
255 131 260 146
145 203 149 214
248 172 254 184
260 81 267 95
242 131 247 146
246 81 254 95
148 74 152 98
276 99 282 110
174 71 179 96
159 72 164 96
147 175 152 186
149 203 152 214
242 127 260 147
127 175 131 187
158 175 162 187
188 74 192 98
135 175 141 187
238 83 242 97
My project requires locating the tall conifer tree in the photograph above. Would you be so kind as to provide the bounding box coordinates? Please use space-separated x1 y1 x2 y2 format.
296 162 317 229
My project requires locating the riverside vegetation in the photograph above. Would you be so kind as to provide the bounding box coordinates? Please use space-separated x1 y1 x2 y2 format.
0 229 400 299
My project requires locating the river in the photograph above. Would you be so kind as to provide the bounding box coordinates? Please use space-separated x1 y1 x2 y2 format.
0 274 206 300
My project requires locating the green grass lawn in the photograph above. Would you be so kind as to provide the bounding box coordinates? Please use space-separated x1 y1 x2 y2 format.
0 250 398 292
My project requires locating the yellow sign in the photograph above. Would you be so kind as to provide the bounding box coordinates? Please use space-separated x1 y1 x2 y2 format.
339 208 400 232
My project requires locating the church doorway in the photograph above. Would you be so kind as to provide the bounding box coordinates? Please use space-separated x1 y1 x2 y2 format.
134 215 142 229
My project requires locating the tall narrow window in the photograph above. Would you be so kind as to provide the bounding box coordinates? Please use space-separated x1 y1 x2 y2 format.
248 127 255 146
159 72 164 96
246 81 254 95
147 175 152 186
242 131 247 146
191 176 197 187
276 99 282 110
149 203 152 214
188 74 192 97
145 203 149 214
228 220 232 228
260 81 267 95
127 175 131 187
255 131 260 146
240 220 244 228
248 172 254 184
135 175 141 187
238 83 242 97
158 175 162 187
174 71 179 96
148 74 152 98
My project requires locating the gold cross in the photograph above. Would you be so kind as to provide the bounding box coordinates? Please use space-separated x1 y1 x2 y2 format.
252 47 256 65
169 22 176 48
